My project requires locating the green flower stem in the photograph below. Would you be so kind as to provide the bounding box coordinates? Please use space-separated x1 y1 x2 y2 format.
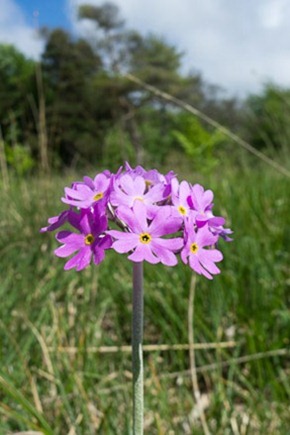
132 261 144 434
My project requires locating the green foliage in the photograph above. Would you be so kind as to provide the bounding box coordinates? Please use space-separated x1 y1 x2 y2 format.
4 143 35 175
78 2 133 72
0 44 36 144
1 1 289 179
245 83 290 153
102 123 135 169
0 44 35 105
129 34 183 92
0 3 244 171
41 28 105 165
137 108 176 165
78 2 124 31
0 373 53 434
172 113 224 173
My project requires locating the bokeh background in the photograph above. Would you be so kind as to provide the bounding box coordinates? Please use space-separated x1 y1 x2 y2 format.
0 1 289 433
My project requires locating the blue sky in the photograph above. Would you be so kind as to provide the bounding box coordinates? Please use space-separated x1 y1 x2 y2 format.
15 0 71 30
2 0 290 97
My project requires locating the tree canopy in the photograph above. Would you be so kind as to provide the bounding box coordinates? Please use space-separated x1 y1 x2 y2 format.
0 1 285 174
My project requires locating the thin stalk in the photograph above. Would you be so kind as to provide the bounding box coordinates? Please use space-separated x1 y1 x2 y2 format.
0 126 9 192
132 261 144 434
35 62 49 174
188 274 211 435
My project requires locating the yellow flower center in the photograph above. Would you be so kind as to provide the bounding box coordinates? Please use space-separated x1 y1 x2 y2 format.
145 180 153 188
190 243 199 254
134 196 144 202
85 234 95 245
178 205 187 216
139 232 152 244
93 192 104 201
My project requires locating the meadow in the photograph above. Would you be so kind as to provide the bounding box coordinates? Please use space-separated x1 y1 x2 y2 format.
0 153 289 434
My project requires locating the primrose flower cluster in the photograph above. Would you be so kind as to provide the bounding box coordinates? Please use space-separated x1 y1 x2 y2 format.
41 163 232 279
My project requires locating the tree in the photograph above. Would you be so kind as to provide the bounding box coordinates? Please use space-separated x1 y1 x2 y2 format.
77 3 205 164
245 84 290 152
0 44 36 144
41 28 106 165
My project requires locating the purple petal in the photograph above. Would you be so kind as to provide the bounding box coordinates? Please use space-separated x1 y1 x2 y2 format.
97 234 112 250
208 217 226 226
128 244 159 264
181 247 189 264
93 249 105 265
107 230 135 240
149 207 182 237
40 210 69 233
151 237 184 251
151 244 178 266
76 184 94 197
179 180 191 204
189 255 213 280
110 186 134 208
68 211 82 231
64 186 87 200
119 174 136 195
198 249 221 275
64 247 92 271
200 248 223 263
56 231 83 246
61 197 91 208
83 176 95 189
171 178 179 197
90 212 107 235
132 201 148 232
112 236 139 253
94 173 110 191
132 176 146 195
54 243 81 258
144 183 165 203
116 206 143 233
196 213 209 223
79 212 92 235
202 190 214 208
196 227 218 247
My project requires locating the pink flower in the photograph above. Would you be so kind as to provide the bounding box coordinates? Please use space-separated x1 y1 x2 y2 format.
181 220 223 279
62 173 111 209
125 162 175 190
170 178 193 219
107 201 183 266
110 173 166 212
188 183 225 228
41 163 231 278
54 208 111 271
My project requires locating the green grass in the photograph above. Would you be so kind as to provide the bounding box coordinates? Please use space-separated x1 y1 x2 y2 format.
0 158 289 434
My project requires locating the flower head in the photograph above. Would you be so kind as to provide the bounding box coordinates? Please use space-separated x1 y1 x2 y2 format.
170 178 193 219
41 163 231 278
110 173 166 217
181 219 223 279
54 208 111 271
108 201 183 266
62 172 111 209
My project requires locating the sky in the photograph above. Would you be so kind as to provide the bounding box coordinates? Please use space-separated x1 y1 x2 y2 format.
2 0 290 97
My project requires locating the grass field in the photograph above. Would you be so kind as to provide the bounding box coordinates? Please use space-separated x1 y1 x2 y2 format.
0 156 289 434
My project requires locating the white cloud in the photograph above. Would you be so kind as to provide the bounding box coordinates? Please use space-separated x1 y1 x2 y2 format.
3 0 290 96
258 0 288 29
0 0 43 59
68 0 290 96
